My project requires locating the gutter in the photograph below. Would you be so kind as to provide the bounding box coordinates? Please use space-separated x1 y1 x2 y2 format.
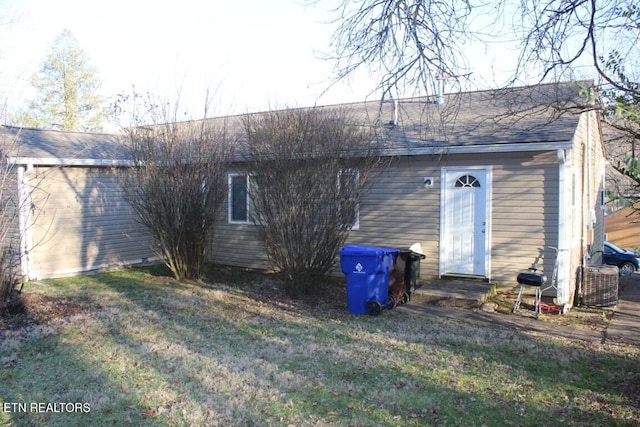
377 140 575 158
231 140 576 163
7 157 135 167
9 140 575 167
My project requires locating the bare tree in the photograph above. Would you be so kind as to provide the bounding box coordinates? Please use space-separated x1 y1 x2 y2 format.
0 127 49 314
325 0 496 99
325 0 640 200
0 128 21 314
114 91 234 280
325 1 638 96
241 107 383 297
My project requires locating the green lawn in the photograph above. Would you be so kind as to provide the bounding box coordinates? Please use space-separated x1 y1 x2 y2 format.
1 266 639 426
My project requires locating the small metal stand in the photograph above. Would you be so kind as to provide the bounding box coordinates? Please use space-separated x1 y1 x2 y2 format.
512 247 560 318
512 269 546 318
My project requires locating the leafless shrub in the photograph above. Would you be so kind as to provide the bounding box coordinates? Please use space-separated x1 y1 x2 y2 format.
326 0 475 99
0 130 22 314
241 107 384 297
114 92 235 280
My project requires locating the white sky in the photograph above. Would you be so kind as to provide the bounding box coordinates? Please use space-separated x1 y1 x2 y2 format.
0 0 592 123
1 0 387 119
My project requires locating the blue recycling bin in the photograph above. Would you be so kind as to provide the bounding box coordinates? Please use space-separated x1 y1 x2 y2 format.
339 245 398 316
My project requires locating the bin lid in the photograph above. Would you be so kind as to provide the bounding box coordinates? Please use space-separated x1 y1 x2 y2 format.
409 242 424 256
339 245 398 256
397 243 426 259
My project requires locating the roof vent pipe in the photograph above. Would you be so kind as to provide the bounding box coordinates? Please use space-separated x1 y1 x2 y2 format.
392 99 398 125
435 75 445 105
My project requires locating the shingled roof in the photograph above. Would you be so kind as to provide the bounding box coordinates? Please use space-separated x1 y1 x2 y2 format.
0 126 129 165
337 80 591 156
1 81 593 165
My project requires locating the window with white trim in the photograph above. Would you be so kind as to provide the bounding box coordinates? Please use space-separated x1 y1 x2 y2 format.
229 174 250 224
338 169 360 230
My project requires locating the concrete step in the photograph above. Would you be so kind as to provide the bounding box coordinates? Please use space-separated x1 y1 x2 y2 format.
411 278 496 308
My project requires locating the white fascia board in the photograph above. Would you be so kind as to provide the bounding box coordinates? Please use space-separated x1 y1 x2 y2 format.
380 141 574 157
15 141 575 165
7 157 135 167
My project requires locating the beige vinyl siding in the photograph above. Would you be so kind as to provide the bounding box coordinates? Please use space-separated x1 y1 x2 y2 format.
584 111 607 253
0 168 22 275
570 110 606 295
546 109 607 304
211 221 269 270
211 150 564 289
490 151 560 287
211 169 269 270
345 157 441 277
568 116 588 297
29 166 154 278
351 151 561 287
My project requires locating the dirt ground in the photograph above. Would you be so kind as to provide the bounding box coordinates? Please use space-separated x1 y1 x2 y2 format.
1 293 97 331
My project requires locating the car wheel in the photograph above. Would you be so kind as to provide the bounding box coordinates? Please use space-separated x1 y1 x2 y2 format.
620 262 636 275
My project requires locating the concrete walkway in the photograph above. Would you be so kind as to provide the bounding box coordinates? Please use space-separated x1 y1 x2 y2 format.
604 273 640 346
399 273 640 346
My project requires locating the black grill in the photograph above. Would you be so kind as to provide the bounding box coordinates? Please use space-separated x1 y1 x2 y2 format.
516 272 547 287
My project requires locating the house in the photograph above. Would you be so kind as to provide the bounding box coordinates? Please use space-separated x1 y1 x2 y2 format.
214 81 606 309
0 127 155 279
1 81 606 309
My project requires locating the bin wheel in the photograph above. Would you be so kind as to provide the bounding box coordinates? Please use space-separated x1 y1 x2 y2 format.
386 294 397 310
366 301 383 316
400 292 409 305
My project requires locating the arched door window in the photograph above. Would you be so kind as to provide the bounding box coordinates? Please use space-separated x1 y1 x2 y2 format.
454 175 480 188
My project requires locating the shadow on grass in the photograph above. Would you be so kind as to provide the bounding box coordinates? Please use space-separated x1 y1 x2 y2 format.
2 265 639 426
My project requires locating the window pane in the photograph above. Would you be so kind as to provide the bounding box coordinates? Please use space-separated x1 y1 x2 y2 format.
454 175 480 188
231 175 248 222
339 170 359 229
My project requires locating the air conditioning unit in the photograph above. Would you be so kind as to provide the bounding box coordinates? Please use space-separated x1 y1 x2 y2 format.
582 265 619 307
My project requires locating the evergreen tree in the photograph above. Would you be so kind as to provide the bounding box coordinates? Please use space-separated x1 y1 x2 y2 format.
15 30 106 131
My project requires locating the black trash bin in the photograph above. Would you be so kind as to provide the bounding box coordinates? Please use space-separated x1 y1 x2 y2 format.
388 246 426 307
402 248 426 300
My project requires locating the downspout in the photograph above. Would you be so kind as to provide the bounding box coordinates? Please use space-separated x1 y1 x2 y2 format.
587 114 594 251
17 164 35 280
436 76 445 105
579 140 587 303
582 112 598 263
556 148 568 306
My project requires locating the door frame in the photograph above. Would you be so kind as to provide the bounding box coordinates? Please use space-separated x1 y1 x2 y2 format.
439 166 492 279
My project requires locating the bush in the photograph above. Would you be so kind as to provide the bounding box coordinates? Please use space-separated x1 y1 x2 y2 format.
242 107 383 297
0 248 21 316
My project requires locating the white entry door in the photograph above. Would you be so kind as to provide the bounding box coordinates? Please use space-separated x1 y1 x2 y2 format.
441 167 491 277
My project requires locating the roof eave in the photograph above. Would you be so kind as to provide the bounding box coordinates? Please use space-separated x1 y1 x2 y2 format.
7 140 574 166
7 157 135 167
380 140 574 157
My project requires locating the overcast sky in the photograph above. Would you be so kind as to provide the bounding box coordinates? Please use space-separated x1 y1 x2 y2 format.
1 0 389 119
0 0 560 123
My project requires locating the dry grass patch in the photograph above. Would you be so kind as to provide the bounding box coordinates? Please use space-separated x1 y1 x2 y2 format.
1 265 639 426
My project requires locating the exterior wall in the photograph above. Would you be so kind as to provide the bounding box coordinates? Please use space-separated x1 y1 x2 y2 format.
551 110 606 307
575 111 607 280
26 166 155 278
344 156 442 276
348 152 560 287
0 166 23 277
211 165 270 270
586 111 607 258
212 151 562 290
